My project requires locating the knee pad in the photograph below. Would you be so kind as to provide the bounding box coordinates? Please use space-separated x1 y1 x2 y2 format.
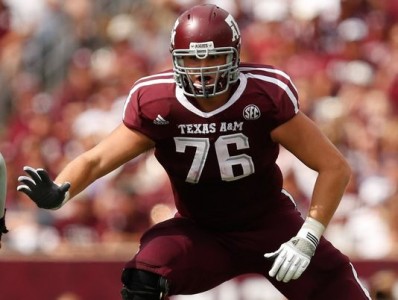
121 268 169 300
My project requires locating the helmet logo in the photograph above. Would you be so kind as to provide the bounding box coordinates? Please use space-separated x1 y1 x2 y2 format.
243 105 261 120
225 14 240 42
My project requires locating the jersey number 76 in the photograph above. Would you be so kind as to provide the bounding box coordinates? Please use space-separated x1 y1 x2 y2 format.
174 133 255 183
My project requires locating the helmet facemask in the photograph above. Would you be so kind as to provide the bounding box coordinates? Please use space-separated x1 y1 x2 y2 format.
172 45 239 98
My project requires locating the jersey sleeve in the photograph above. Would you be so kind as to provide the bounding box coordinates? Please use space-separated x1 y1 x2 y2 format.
122 85 153 138
122 75 175 142
123 88 141 128
271 72 300 128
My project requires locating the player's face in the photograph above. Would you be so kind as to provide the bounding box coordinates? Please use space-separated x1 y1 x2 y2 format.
182 54 228 94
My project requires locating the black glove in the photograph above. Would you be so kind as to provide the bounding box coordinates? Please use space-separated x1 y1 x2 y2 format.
0 209 8 244
17 166 70 209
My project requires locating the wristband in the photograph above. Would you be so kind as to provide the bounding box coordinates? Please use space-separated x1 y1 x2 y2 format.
297 217 325 248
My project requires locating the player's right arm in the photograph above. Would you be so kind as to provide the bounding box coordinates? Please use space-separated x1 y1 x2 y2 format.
17 124 155 209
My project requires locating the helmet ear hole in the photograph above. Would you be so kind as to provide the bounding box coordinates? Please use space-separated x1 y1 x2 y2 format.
170 4 241 98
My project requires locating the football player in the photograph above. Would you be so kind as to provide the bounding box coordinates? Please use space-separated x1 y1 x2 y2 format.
17 4 370 299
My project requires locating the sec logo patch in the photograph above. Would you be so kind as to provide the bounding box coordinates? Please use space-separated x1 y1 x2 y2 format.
243 104 261 120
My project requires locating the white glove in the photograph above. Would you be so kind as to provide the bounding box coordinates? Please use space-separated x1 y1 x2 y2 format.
264 217 325 283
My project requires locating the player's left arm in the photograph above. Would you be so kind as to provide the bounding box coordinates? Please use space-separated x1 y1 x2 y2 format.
271 111 351 226
0 153 9 248
264 111 351 282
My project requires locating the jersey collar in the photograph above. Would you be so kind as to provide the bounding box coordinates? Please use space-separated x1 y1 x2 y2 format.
175 73 247 118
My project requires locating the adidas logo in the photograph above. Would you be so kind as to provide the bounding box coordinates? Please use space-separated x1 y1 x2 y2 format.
153 114 169 125
306 232 319 247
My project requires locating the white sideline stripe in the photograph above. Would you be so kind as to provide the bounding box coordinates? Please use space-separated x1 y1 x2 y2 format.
246 73 299 113
350 263 372 299
123 78 175 119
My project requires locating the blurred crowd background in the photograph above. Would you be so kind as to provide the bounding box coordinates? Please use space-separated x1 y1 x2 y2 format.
0 0 398 290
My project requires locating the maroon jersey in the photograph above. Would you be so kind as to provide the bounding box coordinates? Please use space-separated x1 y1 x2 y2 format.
123 63 299 230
